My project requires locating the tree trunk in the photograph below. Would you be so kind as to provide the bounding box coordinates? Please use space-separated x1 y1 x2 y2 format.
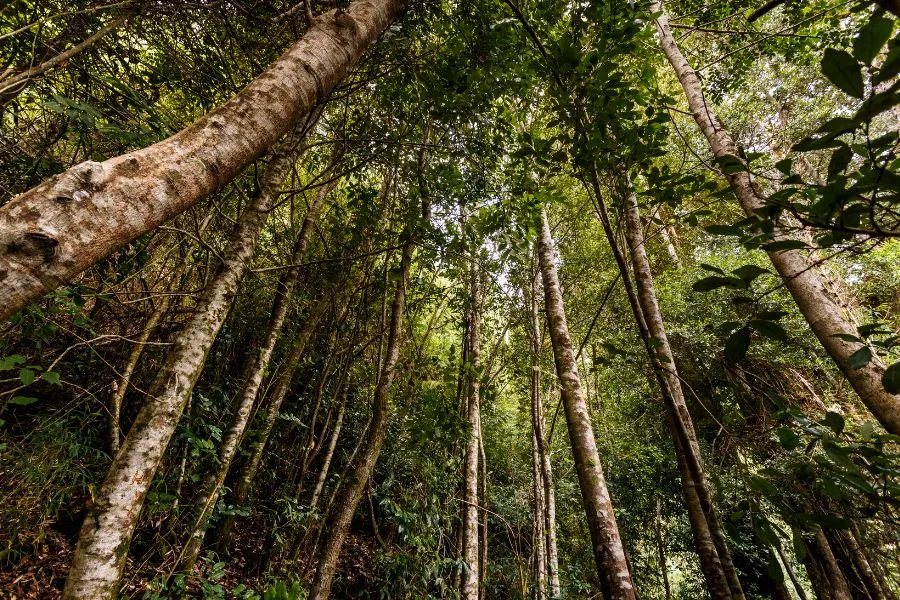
462 261 483 600
621 180 744 600
775 543 809 600
837 529 888 600
309 377 349 511
108 293 171 455
531 429 547 600
308 237 413 600
174 157 333 574
536 209 636 600
809 528 853 600
529 267 560 599
62 139 299 600
655 498 672 600
650 0 900 434
0 0 408 322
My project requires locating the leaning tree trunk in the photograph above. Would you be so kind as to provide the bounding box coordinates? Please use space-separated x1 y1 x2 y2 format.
808 528 853 600
621 180 744 600
529 267 560 599
531 428 548 600
174 172 334 575
0 0 407 322
62 140 300 600
308 236 413 600
461 261 483 600
536 209 636 600
309 376 350 511
108 292 171 455
650 0 900 434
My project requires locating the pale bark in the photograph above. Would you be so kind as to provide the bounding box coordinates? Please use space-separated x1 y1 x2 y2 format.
810 528 853 600
0 0 407 322
536 209 636 600
529 267 560 599
108 293 170 455
309 378 349 510
62 142 298 600
531 429 547 600
651 0 900 434
622 181 744 600
174 171 332 574
462 262 482 600
308 237 413 600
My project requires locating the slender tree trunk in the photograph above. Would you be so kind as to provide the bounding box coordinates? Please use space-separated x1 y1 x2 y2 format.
809 528 853 600
776 543 809 600
621 180 744 600
655 497 672 600
225 291 331 517
531 428 547 600
0 0 408 322
804 550 835 600
528 267 560 599
108 293 171 455
462 261 483 600
536 209 636 600
650 0 900 434
309 378 349 511
308 236 413 600
62 138 300 600
175 166 333 575
836 529 888 600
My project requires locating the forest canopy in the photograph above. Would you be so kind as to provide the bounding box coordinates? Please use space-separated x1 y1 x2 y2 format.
0 0 899 598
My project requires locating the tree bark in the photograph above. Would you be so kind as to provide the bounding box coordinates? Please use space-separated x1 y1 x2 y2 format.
536 209 636 600
531 428 547 600
309 377 349 511
462 261 483 600
775 542 809 600
174 168 332 575
809 528 853 600
837 529 888 600
621 180 744 600
308 236 413 600
62 139 299 600
0 0 407 323
655 497 672 600
650 0 900 434
108 293 171 455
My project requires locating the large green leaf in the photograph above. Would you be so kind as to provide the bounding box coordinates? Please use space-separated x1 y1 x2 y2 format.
821 48 864 99
853 16 894 65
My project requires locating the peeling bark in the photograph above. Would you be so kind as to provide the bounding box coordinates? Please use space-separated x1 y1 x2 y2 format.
536 209 636 600
651 0 900 434
0 0 407 322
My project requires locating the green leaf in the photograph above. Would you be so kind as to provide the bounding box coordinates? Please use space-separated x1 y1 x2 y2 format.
0 354 26 371
762 239 807 252
859 421 874 441
823 410 845 434
791 527 807 561
704 224 743 236
883 361 900 394
749 319 787 341
19 368 35 386
725 327 751 364
821 48 864 99
853 16 894 65
9 396 38 406
42 371 61 385
828 144 853 179
693 276 746 292
732 264 769 284
776 427 801 450
847 346 872 369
